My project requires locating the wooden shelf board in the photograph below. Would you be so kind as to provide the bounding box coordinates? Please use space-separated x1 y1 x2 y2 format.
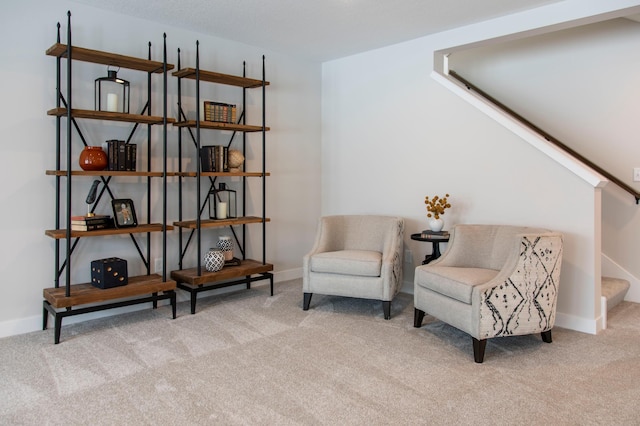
171 68 269 88
173 120 268 132
45 223 173 239
171 259 273 286
177 171 269 178
47 107 175 125
46 43 175 73
43 274 176 309
173 216 269 229
46 170 165 177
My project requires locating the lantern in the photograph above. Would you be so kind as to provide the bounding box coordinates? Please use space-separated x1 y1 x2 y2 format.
209 183 237 220
95 66 130 113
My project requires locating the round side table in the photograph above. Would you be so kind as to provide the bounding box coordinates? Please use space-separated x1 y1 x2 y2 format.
410 231 450 264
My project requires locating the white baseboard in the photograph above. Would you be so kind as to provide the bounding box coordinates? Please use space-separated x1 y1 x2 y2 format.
0 267 304 340
554 311 601 335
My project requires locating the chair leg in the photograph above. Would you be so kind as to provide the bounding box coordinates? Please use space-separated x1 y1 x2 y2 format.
303 293 312 311
414 308 425 328
541 330 552 343
382 301 391 320
472 338 487 363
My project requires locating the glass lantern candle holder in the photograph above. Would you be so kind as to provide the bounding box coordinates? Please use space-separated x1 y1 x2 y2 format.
209 183 236 220
95 66 130 113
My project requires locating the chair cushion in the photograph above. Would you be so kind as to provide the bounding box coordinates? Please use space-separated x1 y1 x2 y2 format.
310 250 382 277
415 265 499 304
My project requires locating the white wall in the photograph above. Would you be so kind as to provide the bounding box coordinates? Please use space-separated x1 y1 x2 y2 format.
321 1 640 333
449 17 640 299
0 0 321 336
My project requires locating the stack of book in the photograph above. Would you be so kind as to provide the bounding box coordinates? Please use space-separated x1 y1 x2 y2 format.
200 145 229 172
203 101 237 123
70 214 114 231
106 140 137 171
420 230 450 239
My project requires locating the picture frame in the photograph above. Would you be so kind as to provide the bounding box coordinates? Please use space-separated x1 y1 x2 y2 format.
111 198 138 228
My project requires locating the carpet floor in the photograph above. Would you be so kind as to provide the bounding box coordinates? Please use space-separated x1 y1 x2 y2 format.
1 279 639 425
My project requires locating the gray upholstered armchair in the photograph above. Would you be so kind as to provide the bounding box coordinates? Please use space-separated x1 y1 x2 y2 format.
414 224 563 363
303 215 405 319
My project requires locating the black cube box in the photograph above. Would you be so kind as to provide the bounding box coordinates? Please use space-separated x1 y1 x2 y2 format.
91 257 128 289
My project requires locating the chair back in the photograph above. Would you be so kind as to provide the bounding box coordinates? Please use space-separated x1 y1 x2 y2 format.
319 215 403 252
447 224 551 270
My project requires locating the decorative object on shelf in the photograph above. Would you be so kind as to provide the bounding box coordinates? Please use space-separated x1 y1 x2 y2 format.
200 145 228 172
217 235 234 261
201 100 237 123
70 215 114 231
106 139 136 171
204 248 225 272
85 179 100 217
424 193 451 232
78 146 108 171
95 66 130 113
90 257 128 289
111 198 138 228
228 149 245 172
209 183 237 220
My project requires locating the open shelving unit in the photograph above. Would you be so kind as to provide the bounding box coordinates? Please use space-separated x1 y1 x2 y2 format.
42 12 177 343
171 42 273 314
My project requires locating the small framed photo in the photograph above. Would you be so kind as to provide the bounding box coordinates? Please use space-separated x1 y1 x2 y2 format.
111 198 138 228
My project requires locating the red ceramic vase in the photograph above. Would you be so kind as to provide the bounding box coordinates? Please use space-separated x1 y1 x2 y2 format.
79 146 108 171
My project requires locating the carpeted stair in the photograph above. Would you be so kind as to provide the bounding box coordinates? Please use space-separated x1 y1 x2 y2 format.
602 276 630 311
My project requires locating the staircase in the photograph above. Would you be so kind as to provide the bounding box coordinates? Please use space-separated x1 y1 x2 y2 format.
602 276 630 311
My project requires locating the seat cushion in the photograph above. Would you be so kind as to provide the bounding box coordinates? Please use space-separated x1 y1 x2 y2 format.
310 250 382 277
415 265 499 304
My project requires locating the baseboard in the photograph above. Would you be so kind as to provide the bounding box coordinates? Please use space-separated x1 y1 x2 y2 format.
0 267 304 340
554 311 601 335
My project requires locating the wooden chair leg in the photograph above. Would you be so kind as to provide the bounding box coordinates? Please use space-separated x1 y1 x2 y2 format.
382 301 391 320
541 330 552 343
414 308 426 328
472 337 487 363
303 293 312 311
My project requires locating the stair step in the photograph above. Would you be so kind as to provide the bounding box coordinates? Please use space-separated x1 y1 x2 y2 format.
602 276 630 311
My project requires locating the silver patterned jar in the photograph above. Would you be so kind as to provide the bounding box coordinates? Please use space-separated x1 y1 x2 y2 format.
204 248 225 272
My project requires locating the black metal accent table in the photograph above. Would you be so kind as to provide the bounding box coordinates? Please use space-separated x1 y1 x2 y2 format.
410 231 450 264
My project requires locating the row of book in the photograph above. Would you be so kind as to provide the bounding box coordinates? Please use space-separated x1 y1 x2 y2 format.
200 145 229 172
203 101 237 124
70 214 114 231
106 139 137 171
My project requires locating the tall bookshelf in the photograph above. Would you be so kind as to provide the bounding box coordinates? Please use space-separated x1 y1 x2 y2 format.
42 12 176 343
171 41 273 314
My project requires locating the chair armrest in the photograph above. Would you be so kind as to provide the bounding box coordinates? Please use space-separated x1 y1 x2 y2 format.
379 219 405 299
471 233 563 339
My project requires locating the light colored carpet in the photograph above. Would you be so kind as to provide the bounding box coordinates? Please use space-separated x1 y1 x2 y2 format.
1 279 639 425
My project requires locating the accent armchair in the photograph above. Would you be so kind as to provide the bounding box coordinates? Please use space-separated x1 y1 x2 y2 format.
303 215 404 319
413 224 563 363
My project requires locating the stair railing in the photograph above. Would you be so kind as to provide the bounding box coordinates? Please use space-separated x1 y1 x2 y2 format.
449 69 640 204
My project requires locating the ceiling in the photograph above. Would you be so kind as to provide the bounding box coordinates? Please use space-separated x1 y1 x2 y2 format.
71 0 564 62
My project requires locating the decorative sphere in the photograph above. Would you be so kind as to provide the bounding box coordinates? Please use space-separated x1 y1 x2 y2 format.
228 149 245 171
